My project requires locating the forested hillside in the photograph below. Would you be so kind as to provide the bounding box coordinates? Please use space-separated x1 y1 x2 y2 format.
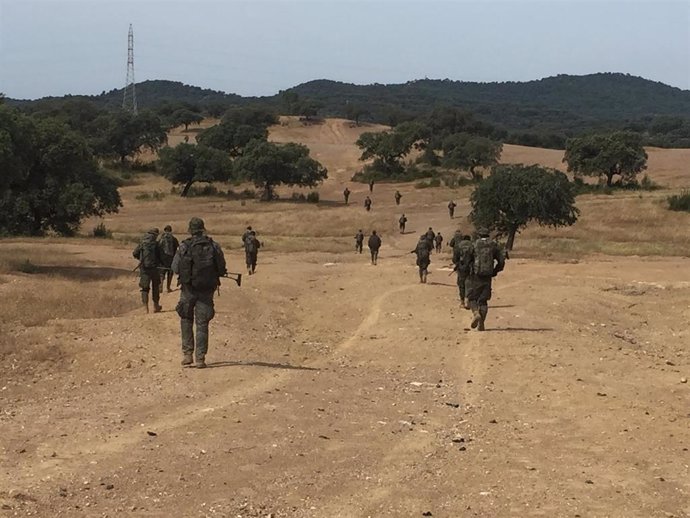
7 73 690 148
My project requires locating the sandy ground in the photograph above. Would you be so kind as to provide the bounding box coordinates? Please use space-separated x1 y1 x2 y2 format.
0 119 689 518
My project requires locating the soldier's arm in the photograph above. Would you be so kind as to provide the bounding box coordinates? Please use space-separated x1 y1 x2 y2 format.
132 244 141 260
171 243 185 274
493 245 506 275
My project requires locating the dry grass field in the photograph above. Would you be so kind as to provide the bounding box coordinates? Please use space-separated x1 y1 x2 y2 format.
0 118 688 517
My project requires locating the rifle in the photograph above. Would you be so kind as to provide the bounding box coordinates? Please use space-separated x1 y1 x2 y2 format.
221 272 242 287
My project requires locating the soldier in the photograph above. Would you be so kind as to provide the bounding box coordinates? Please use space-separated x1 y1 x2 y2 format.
466 227 505 331
368 230 382 265
434 232 443 253
399 213 408 234
158 225 179 293
425 227 436 253
448 229 463 249
343 187 351 205
364 196 372 212
354 229 364 254
411 234 432 283
172 217 227 368
132 227 163 313
241 225 253 245
369 179 375 193
394 190 402 205
244 230 261 275
452 234 473 309
448 200 457 219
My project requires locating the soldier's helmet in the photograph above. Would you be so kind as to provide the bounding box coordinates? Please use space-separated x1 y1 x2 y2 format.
164 225 172 232
148 227 160 235
188 217 205 234
477 227 490 237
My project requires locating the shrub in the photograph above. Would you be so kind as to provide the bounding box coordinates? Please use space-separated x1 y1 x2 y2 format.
667 190 690 212
92 222 113 239
135 191 167 201
306 191 320 203
415 178 441 189
442 174 475 188
16 259 39 274
130 159 157 172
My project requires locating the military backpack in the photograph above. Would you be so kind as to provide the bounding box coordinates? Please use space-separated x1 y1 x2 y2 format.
159 233 176 257
453 240 473 274
472 238 496 277
178 235 219 291
140 238 158 269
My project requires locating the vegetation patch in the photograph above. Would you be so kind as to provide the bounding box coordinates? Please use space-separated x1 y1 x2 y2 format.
667 190 690 212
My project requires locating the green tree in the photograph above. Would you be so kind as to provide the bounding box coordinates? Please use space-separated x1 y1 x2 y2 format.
563 131 648 187
356 122 425 176
158 143 232 197
0 107 121 235
197 120 268 157
441 133 503 180
102 110 168 164
171 108 204 131
233 140 327 201
470 164 579 250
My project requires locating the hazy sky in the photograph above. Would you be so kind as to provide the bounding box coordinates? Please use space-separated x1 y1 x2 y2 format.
1 0 689 99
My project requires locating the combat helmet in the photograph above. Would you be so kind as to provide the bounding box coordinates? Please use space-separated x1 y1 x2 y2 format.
188 217 205 234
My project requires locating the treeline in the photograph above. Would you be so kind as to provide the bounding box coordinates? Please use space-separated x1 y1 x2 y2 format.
7 73 690 149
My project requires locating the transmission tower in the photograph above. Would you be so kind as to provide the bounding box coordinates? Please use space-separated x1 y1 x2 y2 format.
122 24 138 114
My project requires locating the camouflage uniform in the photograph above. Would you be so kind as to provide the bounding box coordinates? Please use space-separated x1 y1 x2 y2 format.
394 191 402 205
425 228 436 253
354 230 364 253
343 188 351 204
132 228 162 313
412 237 432 283
158 225 179 293
364 196 372 212
466 229 505 331
399 214 407 234
448 201 457 219
244 230 261 275
368 231 381 265
434 233 443 253
172 217 227 368
452 236 473 308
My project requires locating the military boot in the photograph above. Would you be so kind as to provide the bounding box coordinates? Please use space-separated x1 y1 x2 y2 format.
141 291 149 314
153 300 162 313
478 304 488 332
469 302 481 329
422 270 428 283
196 356 207 369
181 353 193 366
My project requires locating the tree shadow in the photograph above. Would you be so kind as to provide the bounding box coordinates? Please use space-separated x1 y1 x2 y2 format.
34 265 133 281
205 360 319 371
484 327 554 332
490 304 516 309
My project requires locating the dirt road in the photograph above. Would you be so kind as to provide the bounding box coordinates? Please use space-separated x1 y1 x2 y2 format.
1 118 689 517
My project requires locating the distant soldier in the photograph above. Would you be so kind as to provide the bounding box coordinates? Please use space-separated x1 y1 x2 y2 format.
354 229 364 254
367 230 382 265
448 200 457 219
399 213 408 234
172 217 227 368
364 196 372 212
132 228 163 313
434 232 443 253
394 190 402 205
425 227 436 252
158 225 180 293
343 187 351 205
369 179 375 193
241 225 253 245
244 230 261 275
411 235 432 283
452 234 474 308
466 228 505 331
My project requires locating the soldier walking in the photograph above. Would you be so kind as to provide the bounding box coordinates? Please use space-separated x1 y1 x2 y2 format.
343 187 351 205
448 200 457 219
354 229 364 253
452 234 473 308
434 232 443 253
172 217 227 368
399 213 408 234
394 190 402 205
132 228 163 313
466 228 505 331
244 230 261 275
158 225 179 293
412 234 432 283
425 227 436 253
368 230 382 265
364 196 372 212
369 179 375 193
